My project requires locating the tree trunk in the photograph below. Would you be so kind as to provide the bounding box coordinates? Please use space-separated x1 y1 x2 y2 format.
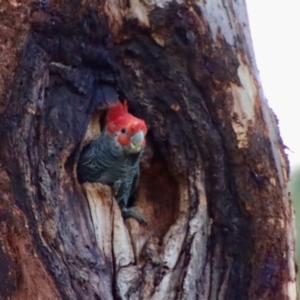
0 1 296 300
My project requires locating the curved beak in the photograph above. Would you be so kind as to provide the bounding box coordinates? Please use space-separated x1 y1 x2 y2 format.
130 130 144 153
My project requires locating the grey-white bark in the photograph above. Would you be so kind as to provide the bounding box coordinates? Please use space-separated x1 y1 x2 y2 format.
0 0 296 300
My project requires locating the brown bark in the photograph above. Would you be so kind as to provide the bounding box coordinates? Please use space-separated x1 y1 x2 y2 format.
0 1 296 300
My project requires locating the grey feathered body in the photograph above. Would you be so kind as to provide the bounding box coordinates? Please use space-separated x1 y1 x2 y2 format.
77 128 141 207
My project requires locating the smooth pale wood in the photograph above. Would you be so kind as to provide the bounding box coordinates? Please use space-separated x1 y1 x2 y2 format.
0 0 296 299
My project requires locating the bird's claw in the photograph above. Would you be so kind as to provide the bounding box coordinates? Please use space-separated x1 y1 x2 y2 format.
121 207 147 225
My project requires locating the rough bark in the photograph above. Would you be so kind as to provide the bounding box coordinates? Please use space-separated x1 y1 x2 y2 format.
0 0 296 300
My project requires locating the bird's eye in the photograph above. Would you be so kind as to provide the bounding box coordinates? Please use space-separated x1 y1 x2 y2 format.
121 128 126 133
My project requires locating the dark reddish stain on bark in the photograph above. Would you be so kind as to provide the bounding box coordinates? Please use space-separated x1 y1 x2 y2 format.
0 2 289 299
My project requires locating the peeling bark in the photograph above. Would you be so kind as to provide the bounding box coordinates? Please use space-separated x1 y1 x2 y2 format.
0 0 296 300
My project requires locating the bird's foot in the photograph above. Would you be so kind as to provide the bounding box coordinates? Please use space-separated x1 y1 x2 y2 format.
121 207 147 225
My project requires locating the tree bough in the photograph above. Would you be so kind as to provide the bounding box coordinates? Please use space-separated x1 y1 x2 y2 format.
0 1 296 299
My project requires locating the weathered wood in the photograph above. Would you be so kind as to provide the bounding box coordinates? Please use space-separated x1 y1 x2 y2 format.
0 0 296 300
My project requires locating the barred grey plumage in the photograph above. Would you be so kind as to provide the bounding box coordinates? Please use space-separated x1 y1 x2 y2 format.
77 128 146 223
